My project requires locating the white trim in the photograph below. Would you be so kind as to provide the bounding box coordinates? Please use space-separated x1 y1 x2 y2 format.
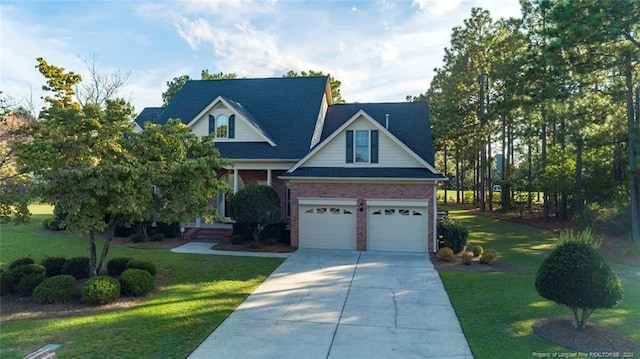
267 169 272 186
366 199 429 207
186 96 276 146
280 176 443 183
226 161 296 170
432 183 438 253
288 110 442 175
298 198 358 206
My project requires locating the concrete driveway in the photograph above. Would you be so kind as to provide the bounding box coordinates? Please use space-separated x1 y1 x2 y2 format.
188 249 473 359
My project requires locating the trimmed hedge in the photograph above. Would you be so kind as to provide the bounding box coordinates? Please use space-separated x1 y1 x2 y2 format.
17 272 47 297
81 276 121 306
41 256 67 277
63 257 90 279
439 219 469 253
6 264 46 293
33 275 77 304
126 260 156 276
107 257 133 276
120 269 155 297
9 257 35 270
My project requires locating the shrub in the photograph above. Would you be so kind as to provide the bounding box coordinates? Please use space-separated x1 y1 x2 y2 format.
471 245 483 257
150 233 165 242
42 217 65 231
129 233 145 243
461 251 474 265
228 185 282 245
107 257 133 276
63 257 90 279
230 234 245 245
479 249 497 264
9 257 35 270
535 232 623 330
34 275 77 304
265 237 278 246
120 269 155 297
438 247 454 262
6 264 47 293
17 272 47 297
156 221 181 238
0 269 10 296
126 259 156 276
41 256 67 277
81 276 121 306
439 220 469 253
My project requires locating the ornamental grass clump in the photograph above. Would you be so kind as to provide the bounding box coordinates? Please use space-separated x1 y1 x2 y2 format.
461 251 474 265
438 247 455 262
535 229 623 331
479 249 497 264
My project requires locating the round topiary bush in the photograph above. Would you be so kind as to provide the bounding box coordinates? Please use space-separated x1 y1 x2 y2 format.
9 257 35 270
120 269 155 297
150 233 165 242
126 259 156 276
229 234 244 245
461 251 474 265
438 247 454 262
471 245 483 257
479 249 497 264
17 272 47 297
0 269 10 296
535 239 623 330
81 276 121 306
63 257 90 279
33 275 77 304
5 263 47 294
41 256 67 277
107 257 133 276
129 233 145 243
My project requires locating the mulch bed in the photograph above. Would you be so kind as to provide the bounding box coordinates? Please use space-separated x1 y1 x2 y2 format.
533 317 640 353
431 253 523 273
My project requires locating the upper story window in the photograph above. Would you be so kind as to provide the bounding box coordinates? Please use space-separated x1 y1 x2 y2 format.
216 115 229 138
346 129 378 164
209 114 235 139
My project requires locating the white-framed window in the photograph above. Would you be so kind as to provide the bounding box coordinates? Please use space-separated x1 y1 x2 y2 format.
346 129 378 164
216 115 229 138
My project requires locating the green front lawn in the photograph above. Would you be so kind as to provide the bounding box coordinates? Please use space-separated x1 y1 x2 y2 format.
0 212 285 358
440 208 640 358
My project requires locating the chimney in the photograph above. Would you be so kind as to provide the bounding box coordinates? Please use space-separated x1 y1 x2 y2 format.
385 114 389 129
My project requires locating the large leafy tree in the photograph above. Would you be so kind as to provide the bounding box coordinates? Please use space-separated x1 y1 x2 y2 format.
17 58 230 276
162 71 238 106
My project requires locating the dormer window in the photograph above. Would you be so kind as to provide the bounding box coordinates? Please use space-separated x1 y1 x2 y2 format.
216 115 229 138
346 129 378 164
209 114 235 139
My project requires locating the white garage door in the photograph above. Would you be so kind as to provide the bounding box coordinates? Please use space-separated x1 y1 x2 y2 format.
368 206 427 252
299 205 356 249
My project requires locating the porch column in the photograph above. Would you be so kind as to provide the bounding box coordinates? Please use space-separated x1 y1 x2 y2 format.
267 169 272 186
233 168 239 193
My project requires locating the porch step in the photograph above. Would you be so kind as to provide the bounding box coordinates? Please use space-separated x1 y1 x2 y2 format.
186 228 233 242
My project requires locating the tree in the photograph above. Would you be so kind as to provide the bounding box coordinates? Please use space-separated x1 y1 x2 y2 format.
228 185 281 246
76 54 130 108
0 93 33 223
201 70 237 80
284 70 345 103
535 230 623 330
162 75 190 107
17 58 230 277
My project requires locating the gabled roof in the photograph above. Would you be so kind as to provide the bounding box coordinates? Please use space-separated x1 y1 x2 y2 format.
320 102 436 164
135 107 163 129
134 76 329 159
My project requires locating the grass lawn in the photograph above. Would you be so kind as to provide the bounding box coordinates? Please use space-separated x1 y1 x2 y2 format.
0 209 285 358
440 208 640 358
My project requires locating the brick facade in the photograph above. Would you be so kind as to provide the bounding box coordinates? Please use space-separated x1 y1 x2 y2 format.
289 181 437 252
218 169 289 221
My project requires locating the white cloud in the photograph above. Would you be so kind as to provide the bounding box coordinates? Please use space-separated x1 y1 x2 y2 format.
413 0 463 16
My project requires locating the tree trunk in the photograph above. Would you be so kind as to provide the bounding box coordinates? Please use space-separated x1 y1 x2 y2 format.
626 51 640 243
96 220 117 276
89 230 98 278
575 138 584 215
541 118 549 220
444 145 448 205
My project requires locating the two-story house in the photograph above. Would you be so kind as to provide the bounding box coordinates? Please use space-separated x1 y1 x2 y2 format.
135 76 445 253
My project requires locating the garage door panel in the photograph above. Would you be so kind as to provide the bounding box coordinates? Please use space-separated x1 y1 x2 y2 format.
368 207 427 252
300 205 356 250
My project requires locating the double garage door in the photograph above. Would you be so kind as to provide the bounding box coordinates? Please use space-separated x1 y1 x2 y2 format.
299 200 428 252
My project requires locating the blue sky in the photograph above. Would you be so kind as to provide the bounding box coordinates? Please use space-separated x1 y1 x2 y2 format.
1 0 521 115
